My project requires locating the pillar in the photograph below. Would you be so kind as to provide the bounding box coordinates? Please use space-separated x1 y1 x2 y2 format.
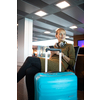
17 18 33 66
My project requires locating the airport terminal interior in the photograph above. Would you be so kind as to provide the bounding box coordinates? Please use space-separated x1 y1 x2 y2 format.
17 0 84 100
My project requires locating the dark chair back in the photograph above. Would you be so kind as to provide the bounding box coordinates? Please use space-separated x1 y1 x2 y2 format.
67 46 80 72
73 46 80 72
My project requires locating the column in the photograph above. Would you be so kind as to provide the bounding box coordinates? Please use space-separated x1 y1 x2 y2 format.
17 18 33 66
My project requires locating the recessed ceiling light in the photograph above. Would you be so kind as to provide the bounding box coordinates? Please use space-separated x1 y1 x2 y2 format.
55 1 70 9
34 10 47 17
44 31 51 34
69 26 77 29
66 36 70 38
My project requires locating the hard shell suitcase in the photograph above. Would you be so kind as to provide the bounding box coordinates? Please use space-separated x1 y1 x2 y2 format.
34 48 77 100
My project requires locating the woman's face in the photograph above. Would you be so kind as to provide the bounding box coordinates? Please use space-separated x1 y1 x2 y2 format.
55 30 66 42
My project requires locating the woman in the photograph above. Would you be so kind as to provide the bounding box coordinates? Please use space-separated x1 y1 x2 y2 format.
17 28 75 100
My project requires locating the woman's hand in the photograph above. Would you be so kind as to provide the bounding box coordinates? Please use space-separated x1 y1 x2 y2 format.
49 51 65 59
50 51 59 56
49 51 59 59
50 51 64 57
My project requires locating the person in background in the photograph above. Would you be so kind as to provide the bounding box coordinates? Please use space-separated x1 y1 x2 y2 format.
17 28 75 100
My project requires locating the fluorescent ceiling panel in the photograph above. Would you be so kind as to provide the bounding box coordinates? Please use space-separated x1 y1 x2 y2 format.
35 10 47 17
70 26 77 29
44 31 51 34
55 1 70 9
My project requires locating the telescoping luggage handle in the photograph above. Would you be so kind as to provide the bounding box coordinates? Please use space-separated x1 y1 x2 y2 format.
45 48 62 73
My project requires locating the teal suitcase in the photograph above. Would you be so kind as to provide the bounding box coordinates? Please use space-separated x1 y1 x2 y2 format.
34 48 77 100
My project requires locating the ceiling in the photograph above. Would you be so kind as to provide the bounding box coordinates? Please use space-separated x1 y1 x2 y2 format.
17 0 84 42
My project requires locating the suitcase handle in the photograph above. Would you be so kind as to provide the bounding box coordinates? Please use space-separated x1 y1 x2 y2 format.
45 48 62 73
46 48 61 52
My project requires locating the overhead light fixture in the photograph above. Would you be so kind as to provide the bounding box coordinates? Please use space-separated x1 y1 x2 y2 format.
66 36 70 38
44 31 51 34
35 10 47 17
69 26 77 29
55 1 70 9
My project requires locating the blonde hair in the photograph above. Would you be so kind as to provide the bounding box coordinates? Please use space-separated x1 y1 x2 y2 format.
56 28 66 35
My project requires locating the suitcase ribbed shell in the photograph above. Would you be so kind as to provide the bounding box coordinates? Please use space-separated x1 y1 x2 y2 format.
34 72 77 100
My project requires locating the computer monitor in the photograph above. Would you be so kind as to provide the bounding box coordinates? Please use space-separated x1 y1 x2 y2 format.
77 40 84 47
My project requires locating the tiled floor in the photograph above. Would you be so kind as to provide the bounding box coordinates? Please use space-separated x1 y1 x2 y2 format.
17 66 84 100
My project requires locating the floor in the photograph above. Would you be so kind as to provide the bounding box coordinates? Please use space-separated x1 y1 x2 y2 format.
17 66 84 100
